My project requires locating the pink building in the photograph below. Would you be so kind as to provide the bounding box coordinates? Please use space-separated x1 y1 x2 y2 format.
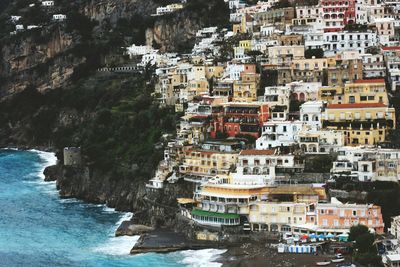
309 200 384 234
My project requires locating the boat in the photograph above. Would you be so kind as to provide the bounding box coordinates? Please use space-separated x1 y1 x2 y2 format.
331 253 345 263
316 261 331 266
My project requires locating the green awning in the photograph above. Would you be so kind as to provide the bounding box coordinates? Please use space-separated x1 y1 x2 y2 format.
192 209 239 219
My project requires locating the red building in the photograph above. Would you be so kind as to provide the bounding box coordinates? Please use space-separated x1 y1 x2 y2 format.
322 0 356 32
209 102 269 139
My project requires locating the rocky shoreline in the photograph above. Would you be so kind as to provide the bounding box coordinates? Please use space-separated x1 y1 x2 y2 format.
34 154 338 267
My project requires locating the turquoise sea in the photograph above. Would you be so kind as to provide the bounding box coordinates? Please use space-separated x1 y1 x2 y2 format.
0 149 225 267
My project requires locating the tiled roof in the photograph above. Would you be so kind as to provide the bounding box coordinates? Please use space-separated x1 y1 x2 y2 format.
382 46 400 51
353 79 385 84
240 149 275 155
327 103 387 109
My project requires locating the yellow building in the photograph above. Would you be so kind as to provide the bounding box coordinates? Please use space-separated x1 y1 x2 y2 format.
187 79 210 98
239 40 252 51
233 73 259 102
248 202 309 232
205 65 225 80
291 57 327 71
318 86 343 103
342 79 389 105
323 103 396 145
179 149 239 178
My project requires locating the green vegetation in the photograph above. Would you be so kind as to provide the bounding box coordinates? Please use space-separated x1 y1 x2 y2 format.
0 72 179 179
303 154 336 173
272 0 293 9
344 23 369 32
305 48 324 59
289 99 303 113
349 225 382 267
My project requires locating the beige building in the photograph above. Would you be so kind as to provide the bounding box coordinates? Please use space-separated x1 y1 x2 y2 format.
268 46 305 65
325 58 363 87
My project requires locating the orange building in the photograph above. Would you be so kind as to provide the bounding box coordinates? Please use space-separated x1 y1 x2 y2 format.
311 200 384 234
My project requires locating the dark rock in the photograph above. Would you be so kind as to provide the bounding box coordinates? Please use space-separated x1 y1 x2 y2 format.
115 221 154 237
43 164 62 182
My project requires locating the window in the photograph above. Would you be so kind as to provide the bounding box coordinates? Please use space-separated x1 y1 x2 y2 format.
322 219 328 226
353 210 357 216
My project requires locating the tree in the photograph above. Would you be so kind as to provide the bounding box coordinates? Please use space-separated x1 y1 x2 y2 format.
349 225 383 267
305 48 324 59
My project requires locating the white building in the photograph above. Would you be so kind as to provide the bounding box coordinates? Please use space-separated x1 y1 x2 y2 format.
260 25 275 36
10 16 21 22
155 4 183 16
296 5 322 18
15 24 24 31
262 86 290 107
323 31 378 56
300 101 324 131
304 31 324 50
256 121 304 149
126 44 157 58
362 54 385 78
289 81 321 102
52 14 67 21
298 129 344 154
41 1 54 6
332 146 400 182
225 63 245 80
231 149 300 184
27 25 40 30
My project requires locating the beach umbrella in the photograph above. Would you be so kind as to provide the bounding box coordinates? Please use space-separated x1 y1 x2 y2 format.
309 233 317 239
301 234 309 239
326 233 335 238
318 234 326 239
337 233 349 242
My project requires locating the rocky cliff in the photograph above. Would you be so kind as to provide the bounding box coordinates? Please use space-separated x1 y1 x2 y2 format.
1 27 81 97
146 0 229 52
46 164 195 227
0 0 229 98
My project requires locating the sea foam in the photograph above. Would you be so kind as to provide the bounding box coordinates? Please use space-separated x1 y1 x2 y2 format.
92 211 138 256
179 249 227 267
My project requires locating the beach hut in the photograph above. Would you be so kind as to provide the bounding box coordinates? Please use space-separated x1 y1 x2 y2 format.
289 245 295 253
278 243 285 253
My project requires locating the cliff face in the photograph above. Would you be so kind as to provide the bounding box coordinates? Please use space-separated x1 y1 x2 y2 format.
146 13 202 52
82 0 157 26
146 0 230 52
0 28 80 97
48 164 194 227
0 0 229 98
